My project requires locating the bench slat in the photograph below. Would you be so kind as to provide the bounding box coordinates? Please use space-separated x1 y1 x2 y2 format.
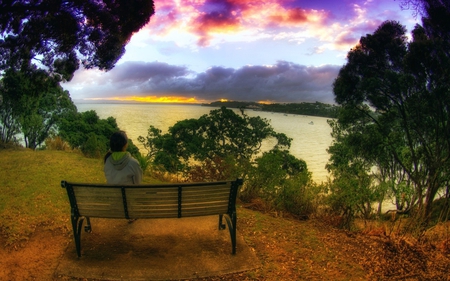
182 207 230 217
73 187 123 194
76 208 126 218
124 187 230 195
129 213 179 218
126 201 228 210
182 194 229 201
126 193 178 200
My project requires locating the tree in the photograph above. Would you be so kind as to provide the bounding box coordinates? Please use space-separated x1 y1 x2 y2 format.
400 1 450 24
1 68 76 149
332 19 450 223
325 106 387 225
0 79 21 143
138 107 292 179
245 149 309 200
56 109 141 159
0 0 155 80
57 110 119 156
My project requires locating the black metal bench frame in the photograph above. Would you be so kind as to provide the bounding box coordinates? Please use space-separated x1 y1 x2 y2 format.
61 179 243 257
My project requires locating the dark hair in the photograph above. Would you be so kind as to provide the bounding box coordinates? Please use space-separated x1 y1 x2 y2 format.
104 131 128 163
110 131 128 152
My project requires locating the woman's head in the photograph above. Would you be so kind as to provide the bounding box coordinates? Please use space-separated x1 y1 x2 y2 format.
109 131 128 152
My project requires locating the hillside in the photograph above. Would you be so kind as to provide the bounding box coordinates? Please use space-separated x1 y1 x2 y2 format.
0 149 449 280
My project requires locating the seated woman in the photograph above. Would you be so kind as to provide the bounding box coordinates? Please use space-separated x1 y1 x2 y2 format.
104 131 143 184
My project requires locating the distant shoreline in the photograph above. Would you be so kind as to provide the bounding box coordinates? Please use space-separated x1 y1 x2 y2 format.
73 100 340 119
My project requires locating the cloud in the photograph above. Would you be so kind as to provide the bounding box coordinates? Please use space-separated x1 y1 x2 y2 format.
105 61 189 84
146 0 331 46
139 0 416 59
65 61 340 104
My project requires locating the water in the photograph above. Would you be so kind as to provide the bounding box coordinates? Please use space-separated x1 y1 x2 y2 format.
76 103 333 183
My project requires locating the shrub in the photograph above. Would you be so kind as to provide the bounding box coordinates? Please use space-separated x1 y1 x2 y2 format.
82 132 106 158
241 149 319 219
44 136 69 151
275 175 320 219
243 149 308 201
135 153 150 173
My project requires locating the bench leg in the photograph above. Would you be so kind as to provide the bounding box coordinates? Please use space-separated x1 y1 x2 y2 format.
219 214 226 230
223 212 237 255
84 217 92 233
71 215 85 257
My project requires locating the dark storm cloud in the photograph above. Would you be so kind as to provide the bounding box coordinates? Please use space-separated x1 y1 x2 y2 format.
125 61 340 103
68 61 340 103
104 61 190 84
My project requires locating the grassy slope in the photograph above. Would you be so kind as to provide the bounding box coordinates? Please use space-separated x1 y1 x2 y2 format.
0 149 158 245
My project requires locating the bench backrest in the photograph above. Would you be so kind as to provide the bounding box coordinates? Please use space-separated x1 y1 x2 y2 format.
61 179 242 219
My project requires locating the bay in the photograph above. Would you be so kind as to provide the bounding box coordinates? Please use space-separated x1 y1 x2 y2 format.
76 103 333 183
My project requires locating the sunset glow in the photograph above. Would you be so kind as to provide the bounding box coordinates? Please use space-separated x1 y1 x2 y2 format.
84 96 203 104
258 100 274 105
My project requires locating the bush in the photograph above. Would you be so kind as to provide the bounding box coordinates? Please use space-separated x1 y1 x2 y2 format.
275 176 320 219
242 149 308 200
82 132 106 158
241 149 319 218
185 155 246 182
135 153 150 173
44 136 69 151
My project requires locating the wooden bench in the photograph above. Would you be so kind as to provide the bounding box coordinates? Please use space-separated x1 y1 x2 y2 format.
61 179 243 257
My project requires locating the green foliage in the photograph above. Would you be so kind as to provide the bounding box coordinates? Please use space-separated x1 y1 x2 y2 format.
262 102 340 118
82 132 106 158
0 68 77 149
243 149 316 218
186 155 244 182
135 153 151 174
324 169 382 229
0 0 155 79
0 79 21 143
138 107 319 217
57 110 121 158
139 107 292 179
127 139 141 160
244 150 305 201
331 18 450 225
275 176 320 219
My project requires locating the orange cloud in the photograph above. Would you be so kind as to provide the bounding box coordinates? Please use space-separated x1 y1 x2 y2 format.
190 11 242 46
269 8 308 24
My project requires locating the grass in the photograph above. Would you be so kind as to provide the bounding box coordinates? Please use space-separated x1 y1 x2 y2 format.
0 149 159 245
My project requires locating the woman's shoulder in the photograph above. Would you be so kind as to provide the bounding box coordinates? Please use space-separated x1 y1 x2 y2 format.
128 154 141 165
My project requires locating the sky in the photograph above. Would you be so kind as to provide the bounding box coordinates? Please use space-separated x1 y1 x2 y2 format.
63 0 420 105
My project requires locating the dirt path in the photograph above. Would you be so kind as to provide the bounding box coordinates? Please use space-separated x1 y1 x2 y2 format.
1 228 70 281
